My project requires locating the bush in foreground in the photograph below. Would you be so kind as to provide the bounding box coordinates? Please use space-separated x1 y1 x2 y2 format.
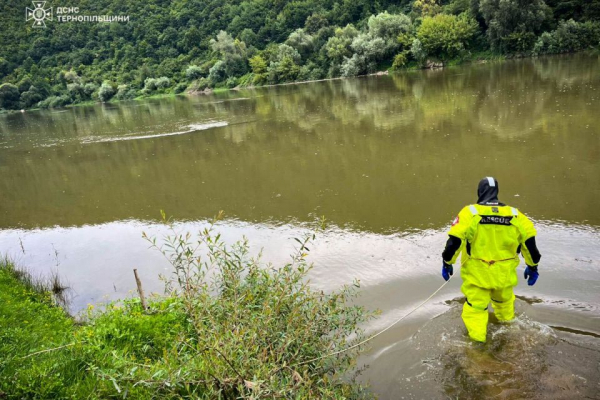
0 216 374 399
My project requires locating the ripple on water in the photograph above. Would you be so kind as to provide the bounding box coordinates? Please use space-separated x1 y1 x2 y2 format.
79 120 229 144
416 303 599 400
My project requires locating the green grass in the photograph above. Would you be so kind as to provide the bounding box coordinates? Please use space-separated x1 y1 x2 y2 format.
0 259 77 398
0 221 375 399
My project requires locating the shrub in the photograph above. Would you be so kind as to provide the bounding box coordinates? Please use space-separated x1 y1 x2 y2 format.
38 95 70 109
208 60 227 84
410 38 428 65
174 82 187 94
0 57 8 78
309 66 326 80
115 84 136 100
82 83 97 99
351 34 386 61
392 51 409 69
341 54 363 77
367 12 412 55
210 30 249 77
0 219 374 398
276 44 301 64
64 69 80 83
185 65 203 81
155 76 171 90
17 77 33 93
0 83 21 109
305 13 328 34
126 218 374 398
323 24 359 65
97 82 116 102
66 82 83 99
144 78 158 91
268 55 301 83
249 54 268 75
417 12 479 60
239 28 258 47
20 85 44 108
413 0 443 17
225 76 238 88
285 28 314 58
189 77 211 92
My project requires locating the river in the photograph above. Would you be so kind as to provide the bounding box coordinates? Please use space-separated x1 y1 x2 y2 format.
1 54 599 398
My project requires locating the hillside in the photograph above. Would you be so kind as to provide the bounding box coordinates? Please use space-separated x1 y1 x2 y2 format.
0 0 599 110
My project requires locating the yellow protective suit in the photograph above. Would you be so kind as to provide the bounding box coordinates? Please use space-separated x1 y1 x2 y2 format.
446 203 538 342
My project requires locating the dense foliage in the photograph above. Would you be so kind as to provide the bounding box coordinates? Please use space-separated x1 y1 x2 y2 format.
0 0 599 110
0 218 374 398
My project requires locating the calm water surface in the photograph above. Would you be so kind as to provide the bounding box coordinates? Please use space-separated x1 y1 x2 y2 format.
1 54 599 398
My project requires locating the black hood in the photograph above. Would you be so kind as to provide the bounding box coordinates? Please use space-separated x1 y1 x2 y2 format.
477 177 500 205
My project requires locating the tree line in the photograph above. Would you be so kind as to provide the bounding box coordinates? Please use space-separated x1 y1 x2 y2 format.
0 0 599 110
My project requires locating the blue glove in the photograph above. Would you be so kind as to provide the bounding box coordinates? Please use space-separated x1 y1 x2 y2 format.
524 266 539 286
442 261 453 281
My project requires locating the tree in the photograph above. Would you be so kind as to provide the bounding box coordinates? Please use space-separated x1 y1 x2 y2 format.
368 12 412 42
20 86 43 108
276 44 301 64
98 82 116 102
83 83 98 99
345 33 386 74
533 19 600 54
367 12 413 55
286 29 314 58
239 29 258 47
305 13 329 34
275 56 300 81
155 77 171 89
183 27 202 52
210 30 249 80
186 65 203 81
479 0 552 52
323 24 359 65
410 38 428 64
545 0 600 22
0 83 21 110
144 78 158 91
208 60 227 84
0 57 9 78
249 55 268 74
417 13 479 60
341 54 363 76
413 0 442 17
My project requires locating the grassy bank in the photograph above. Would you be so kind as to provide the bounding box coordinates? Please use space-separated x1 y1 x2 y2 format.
0 221 373 399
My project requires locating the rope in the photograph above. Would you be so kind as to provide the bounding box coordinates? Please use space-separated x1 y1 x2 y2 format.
290 275 453 368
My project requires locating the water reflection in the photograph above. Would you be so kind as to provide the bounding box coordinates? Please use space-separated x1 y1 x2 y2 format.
1 55 599 230
0 54 599 398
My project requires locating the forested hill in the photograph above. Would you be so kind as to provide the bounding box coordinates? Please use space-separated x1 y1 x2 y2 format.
1 0 599 111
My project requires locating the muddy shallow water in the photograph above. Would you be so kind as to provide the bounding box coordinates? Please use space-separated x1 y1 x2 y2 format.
1 54 599 397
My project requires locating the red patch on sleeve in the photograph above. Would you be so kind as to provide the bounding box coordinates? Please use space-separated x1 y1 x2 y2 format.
452 216 459 226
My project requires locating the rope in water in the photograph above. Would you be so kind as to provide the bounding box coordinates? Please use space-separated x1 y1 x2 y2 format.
290 275 453 369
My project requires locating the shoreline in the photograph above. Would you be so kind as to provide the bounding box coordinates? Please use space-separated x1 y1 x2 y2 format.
3 51 595 115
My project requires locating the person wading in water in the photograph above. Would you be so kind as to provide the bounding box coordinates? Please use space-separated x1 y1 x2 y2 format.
440 177 542 342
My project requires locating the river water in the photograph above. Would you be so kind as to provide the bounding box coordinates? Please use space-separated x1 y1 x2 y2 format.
1 54 599 398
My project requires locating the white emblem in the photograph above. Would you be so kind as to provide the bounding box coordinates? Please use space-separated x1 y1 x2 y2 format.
26 1 53 28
